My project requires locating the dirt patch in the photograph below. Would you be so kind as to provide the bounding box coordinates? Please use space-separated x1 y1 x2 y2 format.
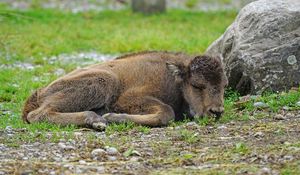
0 111 300 174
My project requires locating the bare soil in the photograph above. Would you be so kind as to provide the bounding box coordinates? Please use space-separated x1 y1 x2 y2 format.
1 111 299 174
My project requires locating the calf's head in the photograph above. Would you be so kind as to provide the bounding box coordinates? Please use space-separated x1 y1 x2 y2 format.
167 55 228 120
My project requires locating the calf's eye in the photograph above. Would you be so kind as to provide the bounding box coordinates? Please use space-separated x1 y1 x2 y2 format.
192 84 206 90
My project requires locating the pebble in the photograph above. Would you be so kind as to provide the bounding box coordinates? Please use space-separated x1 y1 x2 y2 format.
254 131 264 138
54 68 65 76
283 155 293 161
253 102 268 108
5 126 13 133
91 148 106 157
58 142 66 149
186 122 198 127
285 113 294 118
130 156 142 162
96 166 105 173
106 147 118 155
107 156 117 161
258 167 271 175
273 114 286 120
74 132 83 137
217 125 227 129
79 160 86 164
282 106 289 110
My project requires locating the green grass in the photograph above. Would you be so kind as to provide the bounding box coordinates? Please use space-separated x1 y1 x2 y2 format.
0 8 236 61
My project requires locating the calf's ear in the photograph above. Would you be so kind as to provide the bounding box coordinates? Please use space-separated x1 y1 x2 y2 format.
166 62 188 83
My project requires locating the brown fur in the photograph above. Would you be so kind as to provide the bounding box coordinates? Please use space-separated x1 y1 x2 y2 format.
22 51 227 129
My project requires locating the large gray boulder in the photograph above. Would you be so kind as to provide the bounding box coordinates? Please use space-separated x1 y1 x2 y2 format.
206 0 300 95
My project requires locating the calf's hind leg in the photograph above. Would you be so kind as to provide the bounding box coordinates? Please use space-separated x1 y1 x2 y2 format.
104 91 175 126
26 70 119 130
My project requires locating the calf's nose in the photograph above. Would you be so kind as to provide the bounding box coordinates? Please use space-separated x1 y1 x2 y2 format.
209 107 224 120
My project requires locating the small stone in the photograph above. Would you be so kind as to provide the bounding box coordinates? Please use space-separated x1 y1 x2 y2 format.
75 167 83 174
254 131 264 138
283 155 293 161
217 125 227 129
58 142 66 149
282 106 289 110
74 132 83 137
96 166 105 173
254 102 268 108
91 148 106 157
54 68 65 76
285 113 294 118
65 145 75 150
106 147 118 155
5 126 13 133
107 156 117 161
259 167 271 175
7 134 14 137
186 122 198 127
287 55 297 65
78 160 86 164
273 114 286 120
130 156 142 162
20 170 33 175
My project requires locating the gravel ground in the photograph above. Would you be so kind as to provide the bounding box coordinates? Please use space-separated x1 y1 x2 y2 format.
1 110 299 174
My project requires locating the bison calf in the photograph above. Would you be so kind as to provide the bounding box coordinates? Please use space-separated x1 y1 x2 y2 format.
22 51 228 130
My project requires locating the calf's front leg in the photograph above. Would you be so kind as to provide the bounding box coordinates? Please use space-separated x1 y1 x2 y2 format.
103 94 175 127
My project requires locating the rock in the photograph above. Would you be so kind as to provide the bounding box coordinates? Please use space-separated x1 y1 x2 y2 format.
54 68 65 76
283 155 294 161
217 125 227 130
107 156 117 161
20 170 33 175
254 131 264 138
4 126 13 133
273 114 286 120
285 113 294 118
185 122 199 129
91 148 106 158
206 0 300 95
106 147 118 155
78 160 86 164
296 101 300 106
58 142 75 150
254 102 268 108
96 166 105 173
282 106 290 110
258 167 272 175
130 156 143 162
74 132 83 139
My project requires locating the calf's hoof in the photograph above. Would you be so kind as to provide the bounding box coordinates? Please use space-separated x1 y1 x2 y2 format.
84 111 107 131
